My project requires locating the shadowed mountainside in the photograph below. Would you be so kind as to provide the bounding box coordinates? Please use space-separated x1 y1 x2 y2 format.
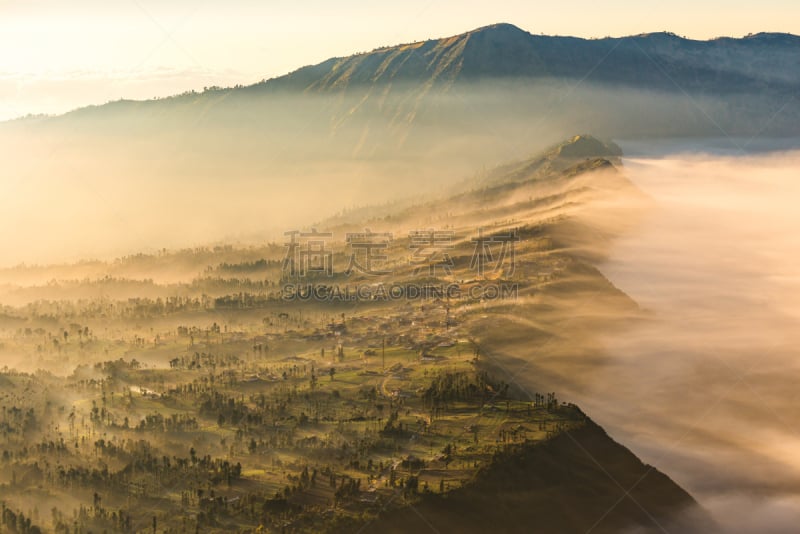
266 23 800 93
359 418 715 534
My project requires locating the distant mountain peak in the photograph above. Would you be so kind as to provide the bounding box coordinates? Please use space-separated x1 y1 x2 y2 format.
5 22 800 142
633 31 684 39
270 21 542 92
264 22 800 98
467 22 529 35
472 134 623 190
743 31 800 43
553 134 623 159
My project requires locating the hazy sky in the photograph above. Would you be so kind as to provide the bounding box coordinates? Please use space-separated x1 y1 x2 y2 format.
1 0 799 120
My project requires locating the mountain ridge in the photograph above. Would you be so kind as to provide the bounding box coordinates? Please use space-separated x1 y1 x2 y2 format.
210 22 800 98
4 22 800 125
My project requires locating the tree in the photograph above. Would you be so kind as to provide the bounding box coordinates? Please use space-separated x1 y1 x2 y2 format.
309 370 318 390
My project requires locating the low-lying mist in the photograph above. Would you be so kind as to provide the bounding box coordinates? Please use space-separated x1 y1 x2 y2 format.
592 148 800 532
2 77 793 267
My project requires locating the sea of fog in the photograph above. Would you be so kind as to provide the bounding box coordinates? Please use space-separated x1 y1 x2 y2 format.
591 140 800 533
